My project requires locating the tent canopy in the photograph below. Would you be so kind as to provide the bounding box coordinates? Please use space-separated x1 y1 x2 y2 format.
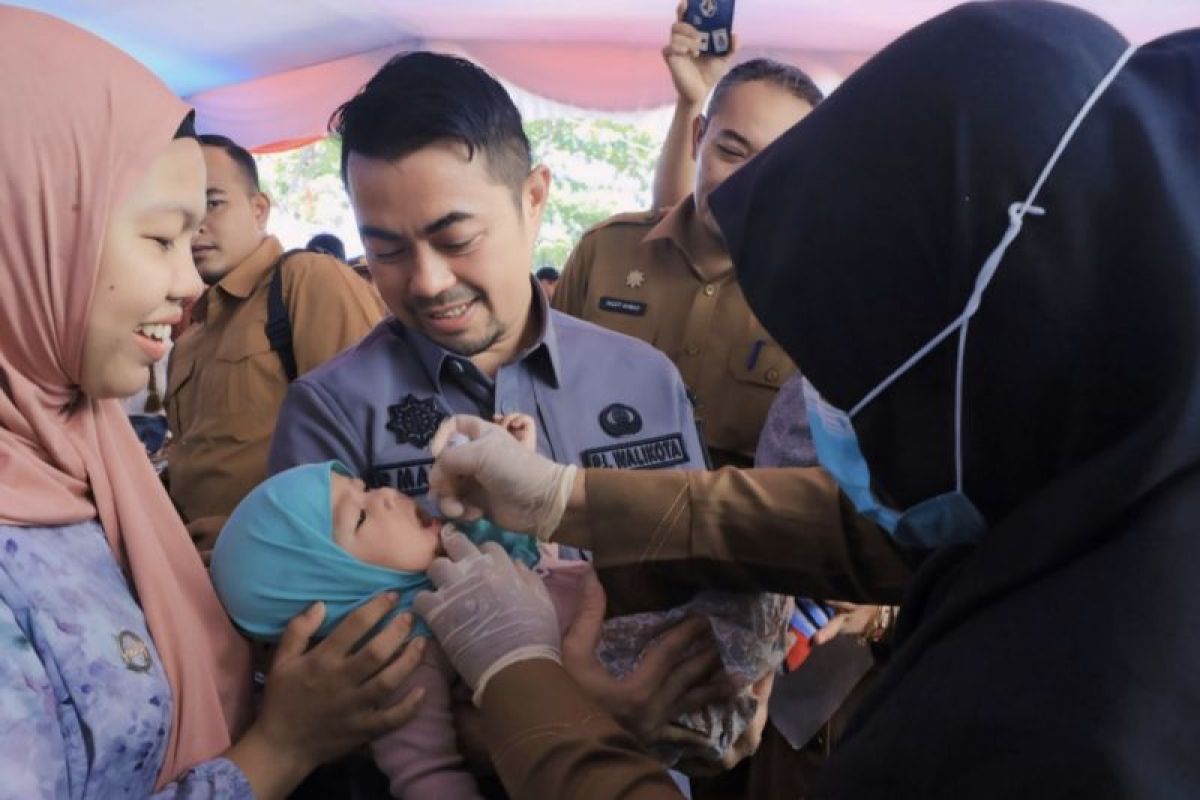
13 1 1197 150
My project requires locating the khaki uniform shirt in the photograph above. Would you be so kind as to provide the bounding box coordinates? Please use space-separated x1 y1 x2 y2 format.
483 466 913 798
554 197 797 466
166 236 384 521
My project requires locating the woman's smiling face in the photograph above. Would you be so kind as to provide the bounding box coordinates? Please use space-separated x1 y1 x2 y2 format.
329 472 442 572
81 137 205 399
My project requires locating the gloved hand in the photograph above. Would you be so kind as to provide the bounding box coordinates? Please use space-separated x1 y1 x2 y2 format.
429 415 577 541
413 527 562 706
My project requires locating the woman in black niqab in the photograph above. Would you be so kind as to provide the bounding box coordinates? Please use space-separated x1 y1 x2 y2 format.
711 1 1200 795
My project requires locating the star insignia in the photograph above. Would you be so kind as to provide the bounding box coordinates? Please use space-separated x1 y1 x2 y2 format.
625 269 646 289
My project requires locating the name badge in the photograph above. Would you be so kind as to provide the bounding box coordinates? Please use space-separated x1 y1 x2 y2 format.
598 297 647 316
367 458 434 495
582 434 689 470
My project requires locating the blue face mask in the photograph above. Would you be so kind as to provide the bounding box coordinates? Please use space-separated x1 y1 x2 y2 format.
803 376 987 549
803 44 1136 550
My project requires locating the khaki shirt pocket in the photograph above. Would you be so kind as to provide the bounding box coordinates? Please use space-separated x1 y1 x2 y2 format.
727 337 793 390
165 351 196 436
719 336 797 455
211 324 286 435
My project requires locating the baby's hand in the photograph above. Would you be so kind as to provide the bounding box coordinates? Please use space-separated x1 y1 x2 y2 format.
494 412 537 451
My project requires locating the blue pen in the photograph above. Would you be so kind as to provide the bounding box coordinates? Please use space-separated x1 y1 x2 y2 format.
746 339 765 370
798 597 831 628
790 608 818 639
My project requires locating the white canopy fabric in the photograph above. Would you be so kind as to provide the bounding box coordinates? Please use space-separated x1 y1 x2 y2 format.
11 1 1198 150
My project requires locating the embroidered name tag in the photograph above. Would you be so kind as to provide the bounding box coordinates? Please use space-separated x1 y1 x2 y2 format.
598 296 647 316
581 434 689 470
367 459 434 495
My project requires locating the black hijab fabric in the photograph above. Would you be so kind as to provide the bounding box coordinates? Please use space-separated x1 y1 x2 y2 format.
711 2 1200 795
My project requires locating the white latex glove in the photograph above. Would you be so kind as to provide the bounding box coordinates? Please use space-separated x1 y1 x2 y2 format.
429 415 577 541
413 527 562 706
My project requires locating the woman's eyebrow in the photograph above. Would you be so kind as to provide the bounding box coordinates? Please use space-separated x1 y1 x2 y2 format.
147 202 200 231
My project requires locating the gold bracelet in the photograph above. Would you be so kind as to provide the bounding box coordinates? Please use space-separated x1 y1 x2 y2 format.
858 605 897 646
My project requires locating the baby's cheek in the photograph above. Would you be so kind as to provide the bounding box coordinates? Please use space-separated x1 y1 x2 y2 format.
385 530 440 572
415 535 440 571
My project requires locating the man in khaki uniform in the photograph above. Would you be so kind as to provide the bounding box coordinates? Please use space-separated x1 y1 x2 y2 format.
554 59 822 467
167 134 384 530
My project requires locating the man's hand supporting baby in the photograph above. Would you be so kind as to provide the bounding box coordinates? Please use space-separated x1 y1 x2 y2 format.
567 577 738 754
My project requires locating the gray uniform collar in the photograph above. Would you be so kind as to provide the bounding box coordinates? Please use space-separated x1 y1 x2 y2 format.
394 277 563 394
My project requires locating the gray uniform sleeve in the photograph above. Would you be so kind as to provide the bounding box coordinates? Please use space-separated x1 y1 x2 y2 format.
672 374 709 472
268 379 367 476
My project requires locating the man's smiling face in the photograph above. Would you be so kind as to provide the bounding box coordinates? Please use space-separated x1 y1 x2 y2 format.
349 141 550 364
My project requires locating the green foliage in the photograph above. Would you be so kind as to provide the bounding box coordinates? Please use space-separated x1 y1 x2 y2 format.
257 118 661 269
526 118 658 268
262 138 351 230
265 137 342 202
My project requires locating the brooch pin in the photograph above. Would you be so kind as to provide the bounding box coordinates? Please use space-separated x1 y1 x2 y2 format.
118 630 153 673
625 269 646 289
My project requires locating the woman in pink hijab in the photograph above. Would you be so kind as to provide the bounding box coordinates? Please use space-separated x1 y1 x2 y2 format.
0 8 425 798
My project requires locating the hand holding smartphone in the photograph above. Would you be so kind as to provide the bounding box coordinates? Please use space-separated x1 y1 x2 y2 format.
684 0 736 56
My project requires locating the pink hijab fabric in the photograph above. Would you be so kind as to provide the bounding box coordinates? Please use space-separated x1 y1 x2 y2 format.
0 7 251 786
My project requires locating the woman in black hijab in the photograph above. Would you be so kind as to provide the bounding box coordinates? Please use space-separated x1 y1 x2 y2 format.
415 2 1200 797
718 1 1200 794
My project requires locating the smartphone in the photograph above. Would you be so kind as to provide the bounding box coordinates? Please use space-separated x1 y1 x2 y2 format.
684 0 736 56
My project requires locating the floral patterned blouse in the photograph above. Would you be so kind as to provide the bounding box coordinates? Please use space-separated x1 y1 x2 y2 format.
0 520 252 799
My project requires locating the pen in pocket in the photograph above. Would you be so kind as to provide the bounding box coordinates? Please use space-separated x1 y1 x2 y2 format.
746 339 765 370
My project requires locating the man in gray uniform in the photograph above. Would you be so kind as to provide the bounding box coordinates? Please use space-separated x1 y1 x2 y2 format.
269 51 704 497
270 291 701 492
268 51 713 798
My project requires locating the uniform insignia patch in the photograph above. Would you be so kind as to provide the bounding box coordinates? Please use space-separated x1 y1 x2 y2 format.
386 394 447 448
625 269 646 289
367 459 435 496
582 434 689 470
599 297 647 316
599 403 643 437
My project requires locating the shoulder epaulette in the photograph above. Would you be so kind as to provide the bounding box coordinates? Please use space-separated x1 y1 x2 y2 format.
583 207 668 237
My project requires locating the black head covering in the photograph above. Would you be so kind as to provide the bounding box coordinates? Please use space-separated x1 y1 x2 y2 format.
712 1 1200 794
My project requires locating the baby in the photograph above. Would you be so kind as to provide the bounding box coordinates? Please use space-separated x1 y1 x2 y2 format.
211 416 790 798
